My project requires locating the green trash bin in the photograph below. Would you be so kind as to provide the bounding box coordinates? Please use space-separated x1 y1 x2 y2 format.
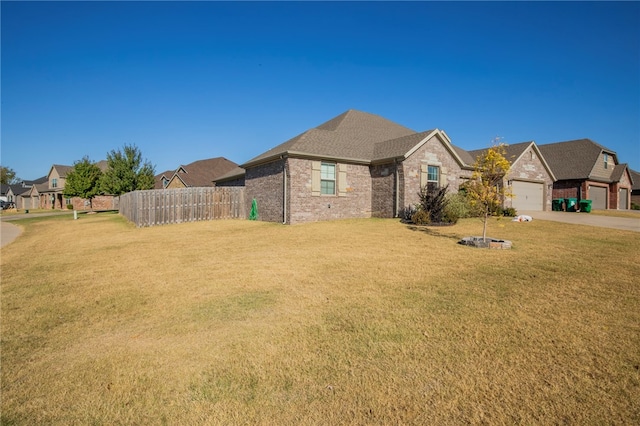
579 199 592 213
552 199 563 211
565 198 578 212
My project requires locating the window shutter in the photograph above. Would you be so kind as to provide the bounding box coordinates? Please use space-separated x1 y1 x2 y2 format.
440 167 448 187
420 164 428 189
311 161 321 196
338 163 348 196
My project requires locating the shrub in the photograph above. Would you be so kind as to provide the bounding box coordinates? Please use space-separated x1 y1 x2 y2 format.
411 209 431 225
417 184 449 224
632 202 640 211
502 207 517 217
400 205 417 223
445 192 477 219
66 204 74 210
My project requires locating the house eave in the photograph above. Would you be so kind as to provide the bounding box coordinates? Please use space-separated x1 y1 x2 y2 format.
243 151 371 168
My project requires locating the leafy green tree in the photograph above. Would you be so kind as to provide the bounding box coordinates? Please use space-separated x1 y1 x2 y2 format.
100 144 155 196
464 143 512 241
1 166 19 185
63 156 103 209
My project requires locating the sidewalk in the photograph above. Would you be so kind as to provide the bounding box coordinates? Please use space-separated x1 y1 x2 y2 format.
1 221 23 248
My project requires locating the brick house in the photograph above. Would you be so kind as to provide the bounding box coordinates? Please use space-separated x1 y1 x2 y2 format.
538 139 633 210
35 162 116 211
154 157 239 189
216 110 487 224
630 169 640 208
468 142 556 212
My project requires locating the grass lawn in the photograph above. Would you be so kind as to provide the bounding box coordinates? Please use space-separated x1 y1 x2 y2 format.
1 213 639 424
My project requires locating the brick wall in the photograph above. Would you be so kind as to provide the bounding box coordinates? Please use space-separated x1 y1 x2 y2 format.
371 163 398 218
245 159 285 223
552 180 582 200
287 158 372 224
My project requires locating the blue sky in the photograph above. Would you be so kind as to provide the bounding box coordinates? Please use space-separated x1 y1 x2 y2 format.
2 1 639 180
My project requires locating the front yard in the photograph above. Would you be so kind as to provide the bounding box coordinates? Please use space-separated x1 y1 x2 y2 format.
1 213 639 424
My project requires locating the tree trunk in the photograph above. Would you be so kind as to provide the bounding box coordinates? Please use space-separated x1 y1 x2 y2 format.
482 212 488 241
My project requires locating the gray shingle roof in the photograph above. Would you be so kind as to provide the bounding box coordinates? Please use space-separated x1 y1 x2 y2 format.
610 163 628 183
52 164 73 177
630 169 639 190
166 157 239 187
242 110 416 167
539 139 619 181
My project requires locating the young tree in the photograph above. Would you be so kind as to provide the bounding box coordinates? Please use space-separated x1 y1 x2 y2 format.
63 156 103 210
464 143 512 241
100 144 155 196
1 166 19 185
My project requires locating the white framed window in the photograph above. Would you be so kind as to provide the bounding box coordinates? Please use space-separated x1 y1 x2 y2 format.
52 178 58 188
320 162 336 195
427 166 440 189
603 153 608 169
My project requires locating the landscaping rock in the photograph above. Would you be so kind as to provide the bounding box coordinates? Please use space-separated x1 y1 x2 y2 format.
459 236 512 249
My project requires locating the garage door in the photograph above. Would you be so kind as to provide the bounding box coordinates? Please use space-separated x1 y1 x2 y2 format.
589 186 608 209
511 181 544 211
620 188 628 209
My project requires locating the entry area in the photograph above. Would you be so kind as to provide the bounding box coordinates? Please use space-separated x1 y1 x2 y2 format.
511 180 544 211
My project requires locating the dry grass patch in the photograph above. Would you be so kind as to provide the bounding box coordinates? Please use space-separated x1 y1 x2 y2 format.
1 213 639 424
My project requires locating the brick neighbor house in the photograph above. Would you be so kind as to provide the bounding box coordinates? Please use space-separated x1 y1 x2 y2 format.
538 139 633 210
215 109 556 224
630 169 640 208
468 142 556 212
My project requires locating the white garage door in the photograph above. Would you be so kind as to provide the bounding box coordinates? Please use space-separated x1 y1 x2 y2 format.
511 181 544 211
620 188 628 210
589 186 607 210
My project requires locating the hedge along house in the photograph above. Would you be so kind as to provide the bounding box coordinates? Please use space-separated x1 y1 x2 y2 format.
221 110 475 224
467 142 556 212
538 139 633 210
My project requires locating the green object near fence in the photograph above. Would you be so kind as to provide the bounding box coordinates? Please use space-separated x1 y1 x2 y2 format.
579 199 592 213
249 198 258 220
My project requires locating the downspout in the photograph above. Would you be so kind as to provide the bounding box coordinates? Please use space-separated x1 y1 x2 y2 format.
395 159 400 217
282 156 287 224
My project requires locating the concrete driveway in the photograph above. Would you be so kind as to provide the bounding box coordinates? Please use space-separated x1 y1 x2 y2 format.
518 210 640 232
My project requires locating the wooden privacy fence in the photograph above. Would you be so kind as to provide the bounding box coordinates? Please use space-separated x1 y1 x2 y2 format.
119 187 246 227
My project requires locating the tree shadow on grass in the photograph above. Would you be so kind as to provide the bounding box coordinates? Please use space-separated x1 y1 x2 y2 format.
405 224 463 242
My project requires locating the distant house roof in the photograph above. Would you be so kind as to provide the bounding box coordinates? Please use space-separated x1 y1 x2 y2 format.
22 176 47 186
538 139 617 181
242 110 417 167
154 170 174 189
630 169 640 190
213 166 246 183
50 164 73 178
166 157 239 187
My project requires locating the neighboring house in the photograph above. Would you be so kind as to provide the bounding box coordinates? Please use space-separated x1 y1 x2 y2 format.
538 139 633 210
158 157 239 189
154 170 174 189
468 142 556 212
630 169 640 208
34 162 115 211
40 164 73 209
218 109 483 224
